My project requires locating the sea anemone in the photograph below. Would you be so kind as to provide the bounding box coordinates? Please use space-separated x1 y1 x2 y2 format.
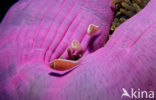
0 0 155 100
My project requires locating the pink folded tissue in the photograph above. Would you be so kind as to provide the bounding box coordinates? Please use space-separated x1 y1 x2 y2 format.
0 0 156 100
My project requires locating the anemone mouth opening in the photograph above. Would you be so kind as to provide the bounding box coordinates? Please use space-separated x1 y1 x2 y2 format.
66 47 83 61
109 0 150 35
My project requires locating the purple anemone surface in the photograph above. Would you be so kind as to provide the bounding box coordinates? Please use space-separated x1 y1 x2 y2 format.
0 0 156 100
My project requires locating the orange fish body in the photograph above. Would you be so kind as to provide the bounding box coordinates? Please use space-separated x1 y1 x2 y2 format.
50 59 79 71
